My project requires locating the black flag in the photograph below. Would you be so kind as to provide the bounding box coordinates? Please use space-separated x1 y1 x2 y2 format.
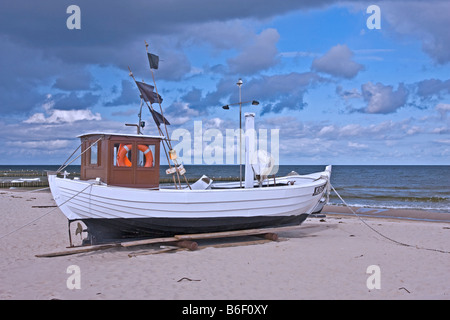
135 81 163 104
149 107 170 127
147 53 159 70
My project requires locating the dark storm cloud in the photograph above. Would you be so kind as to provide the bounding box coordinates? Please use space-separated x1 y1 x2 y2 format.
172 72 326 116
406 78 450 110
0 0 336 116
382 1 450 65
0 0 335 56
52 68 96 91
416 78 450 98
227 28 280 75
105 80 139 107
245 72 326 115
0 0 333 82
2 0 448 119
51 92 101 110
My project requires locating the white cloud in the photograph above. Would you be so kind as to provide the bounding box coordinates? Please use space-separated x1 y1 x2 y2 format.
24 108 101 124
311 44 364 79
165 102 200 125
347 141 368 149
340 124 363 137
227 28 280 74
434 139 450 145
436 103 450 119
432 127 450 134
406 126 421 135
279 51 318 58
318 125 336 136
5 139 71 149
361 82 409 114
336 85 361 100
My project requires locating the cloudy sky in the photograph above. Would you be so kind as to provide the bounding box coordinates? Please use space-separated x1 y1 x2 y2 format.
0 0 449 165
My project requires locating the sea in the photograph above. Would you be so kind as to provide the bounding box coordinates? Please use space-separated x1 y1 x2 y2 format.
1 165 449 214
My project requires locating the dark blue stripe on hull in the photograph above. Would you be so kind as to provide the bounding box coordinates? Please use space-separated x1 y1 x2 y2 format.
81 214 309 245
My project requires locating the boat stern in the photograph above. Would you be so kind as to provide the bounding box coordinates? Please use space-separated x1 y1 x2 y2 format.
311 165 332 214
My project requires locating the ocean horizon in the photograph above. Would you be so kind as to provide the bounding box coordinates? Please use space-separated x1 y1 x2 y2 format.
1 164 449 214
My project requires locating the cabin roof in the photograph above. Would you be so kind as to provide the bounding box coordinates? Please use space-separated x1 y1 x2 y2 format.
77 132 164 140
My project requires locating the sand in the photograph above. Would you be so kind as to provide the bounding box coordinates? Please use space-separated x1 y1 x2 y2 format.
0 189 449 300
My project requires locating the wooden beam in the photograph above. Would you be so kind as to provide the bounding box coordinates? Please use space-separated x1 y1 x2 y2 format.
120 236 179 247
36 225 300 258
173 225 299 240
35 243 120 258
128 239 273 258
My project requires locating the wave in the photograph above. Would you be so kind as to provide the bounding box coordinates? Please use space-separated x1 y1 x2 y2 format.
328 202 450 213
330 194 449 203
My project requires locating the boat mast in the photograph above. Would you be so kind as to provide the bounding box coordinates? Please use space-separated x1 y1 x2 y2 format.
146 42 192 190
145 41 172 151
128 43 191 189
125 98 144 134
127 67 180 189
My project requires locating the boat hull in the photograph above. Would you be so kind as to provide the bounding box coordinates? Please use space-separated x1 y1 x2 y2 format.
81 214 308 244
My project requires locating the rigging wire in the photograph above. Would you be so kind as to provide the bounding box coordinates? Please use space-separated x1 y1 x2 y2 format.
56 135 104 175
0 183 93 241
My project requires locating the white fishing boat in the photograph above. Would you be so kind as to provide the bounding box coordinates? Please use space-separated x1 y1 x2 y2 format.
48 131 331 244
47 46 332 245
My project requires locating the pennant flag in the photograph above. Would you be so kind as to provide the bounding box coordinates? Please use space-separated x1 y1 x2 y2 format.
149 107 170 127
135 81 154 101
147 53 159 70
135 81 163 104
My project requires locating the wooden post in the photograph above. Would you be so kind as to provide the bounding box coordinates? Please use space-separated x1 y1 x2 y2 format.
68 220 73 247
260 232 278 241
172 240 198 251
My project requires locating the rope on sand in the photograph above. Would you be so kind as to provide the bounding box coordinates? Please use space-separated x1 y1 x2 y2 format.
330 184 450 254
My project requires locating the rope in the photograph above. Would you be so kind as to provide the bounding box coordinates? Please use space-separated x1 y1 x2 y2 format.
330 184 450 254
56 136 103 174
30 187 50 192
1 137 102 240
56 143 81 173
0 183 92 241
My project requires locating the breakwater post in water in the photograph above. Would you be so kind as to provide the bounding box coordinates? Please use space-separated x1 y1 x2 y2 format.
0 176 240 188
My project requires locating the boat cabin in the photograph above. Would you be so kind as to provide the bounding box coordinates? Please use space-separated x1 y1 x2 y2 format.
78 133 162 188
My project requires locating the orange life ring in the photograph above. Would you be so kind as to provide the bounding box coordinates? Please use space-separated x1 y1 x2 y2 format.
138 144 154 167
116 144 153 167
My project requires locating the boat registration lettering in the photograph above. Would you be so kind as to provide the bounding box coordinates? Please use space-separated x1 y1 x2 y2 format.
313 184 326 196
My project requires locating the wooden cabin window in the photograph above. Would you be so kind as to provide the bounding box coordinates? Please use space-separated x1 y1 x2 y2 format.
114 143 133 167
137 144 155 167
89 141 99 165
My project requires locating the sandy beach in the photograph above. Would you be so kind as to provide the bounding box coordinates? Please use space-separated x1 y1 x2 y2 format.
0 189 448 300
